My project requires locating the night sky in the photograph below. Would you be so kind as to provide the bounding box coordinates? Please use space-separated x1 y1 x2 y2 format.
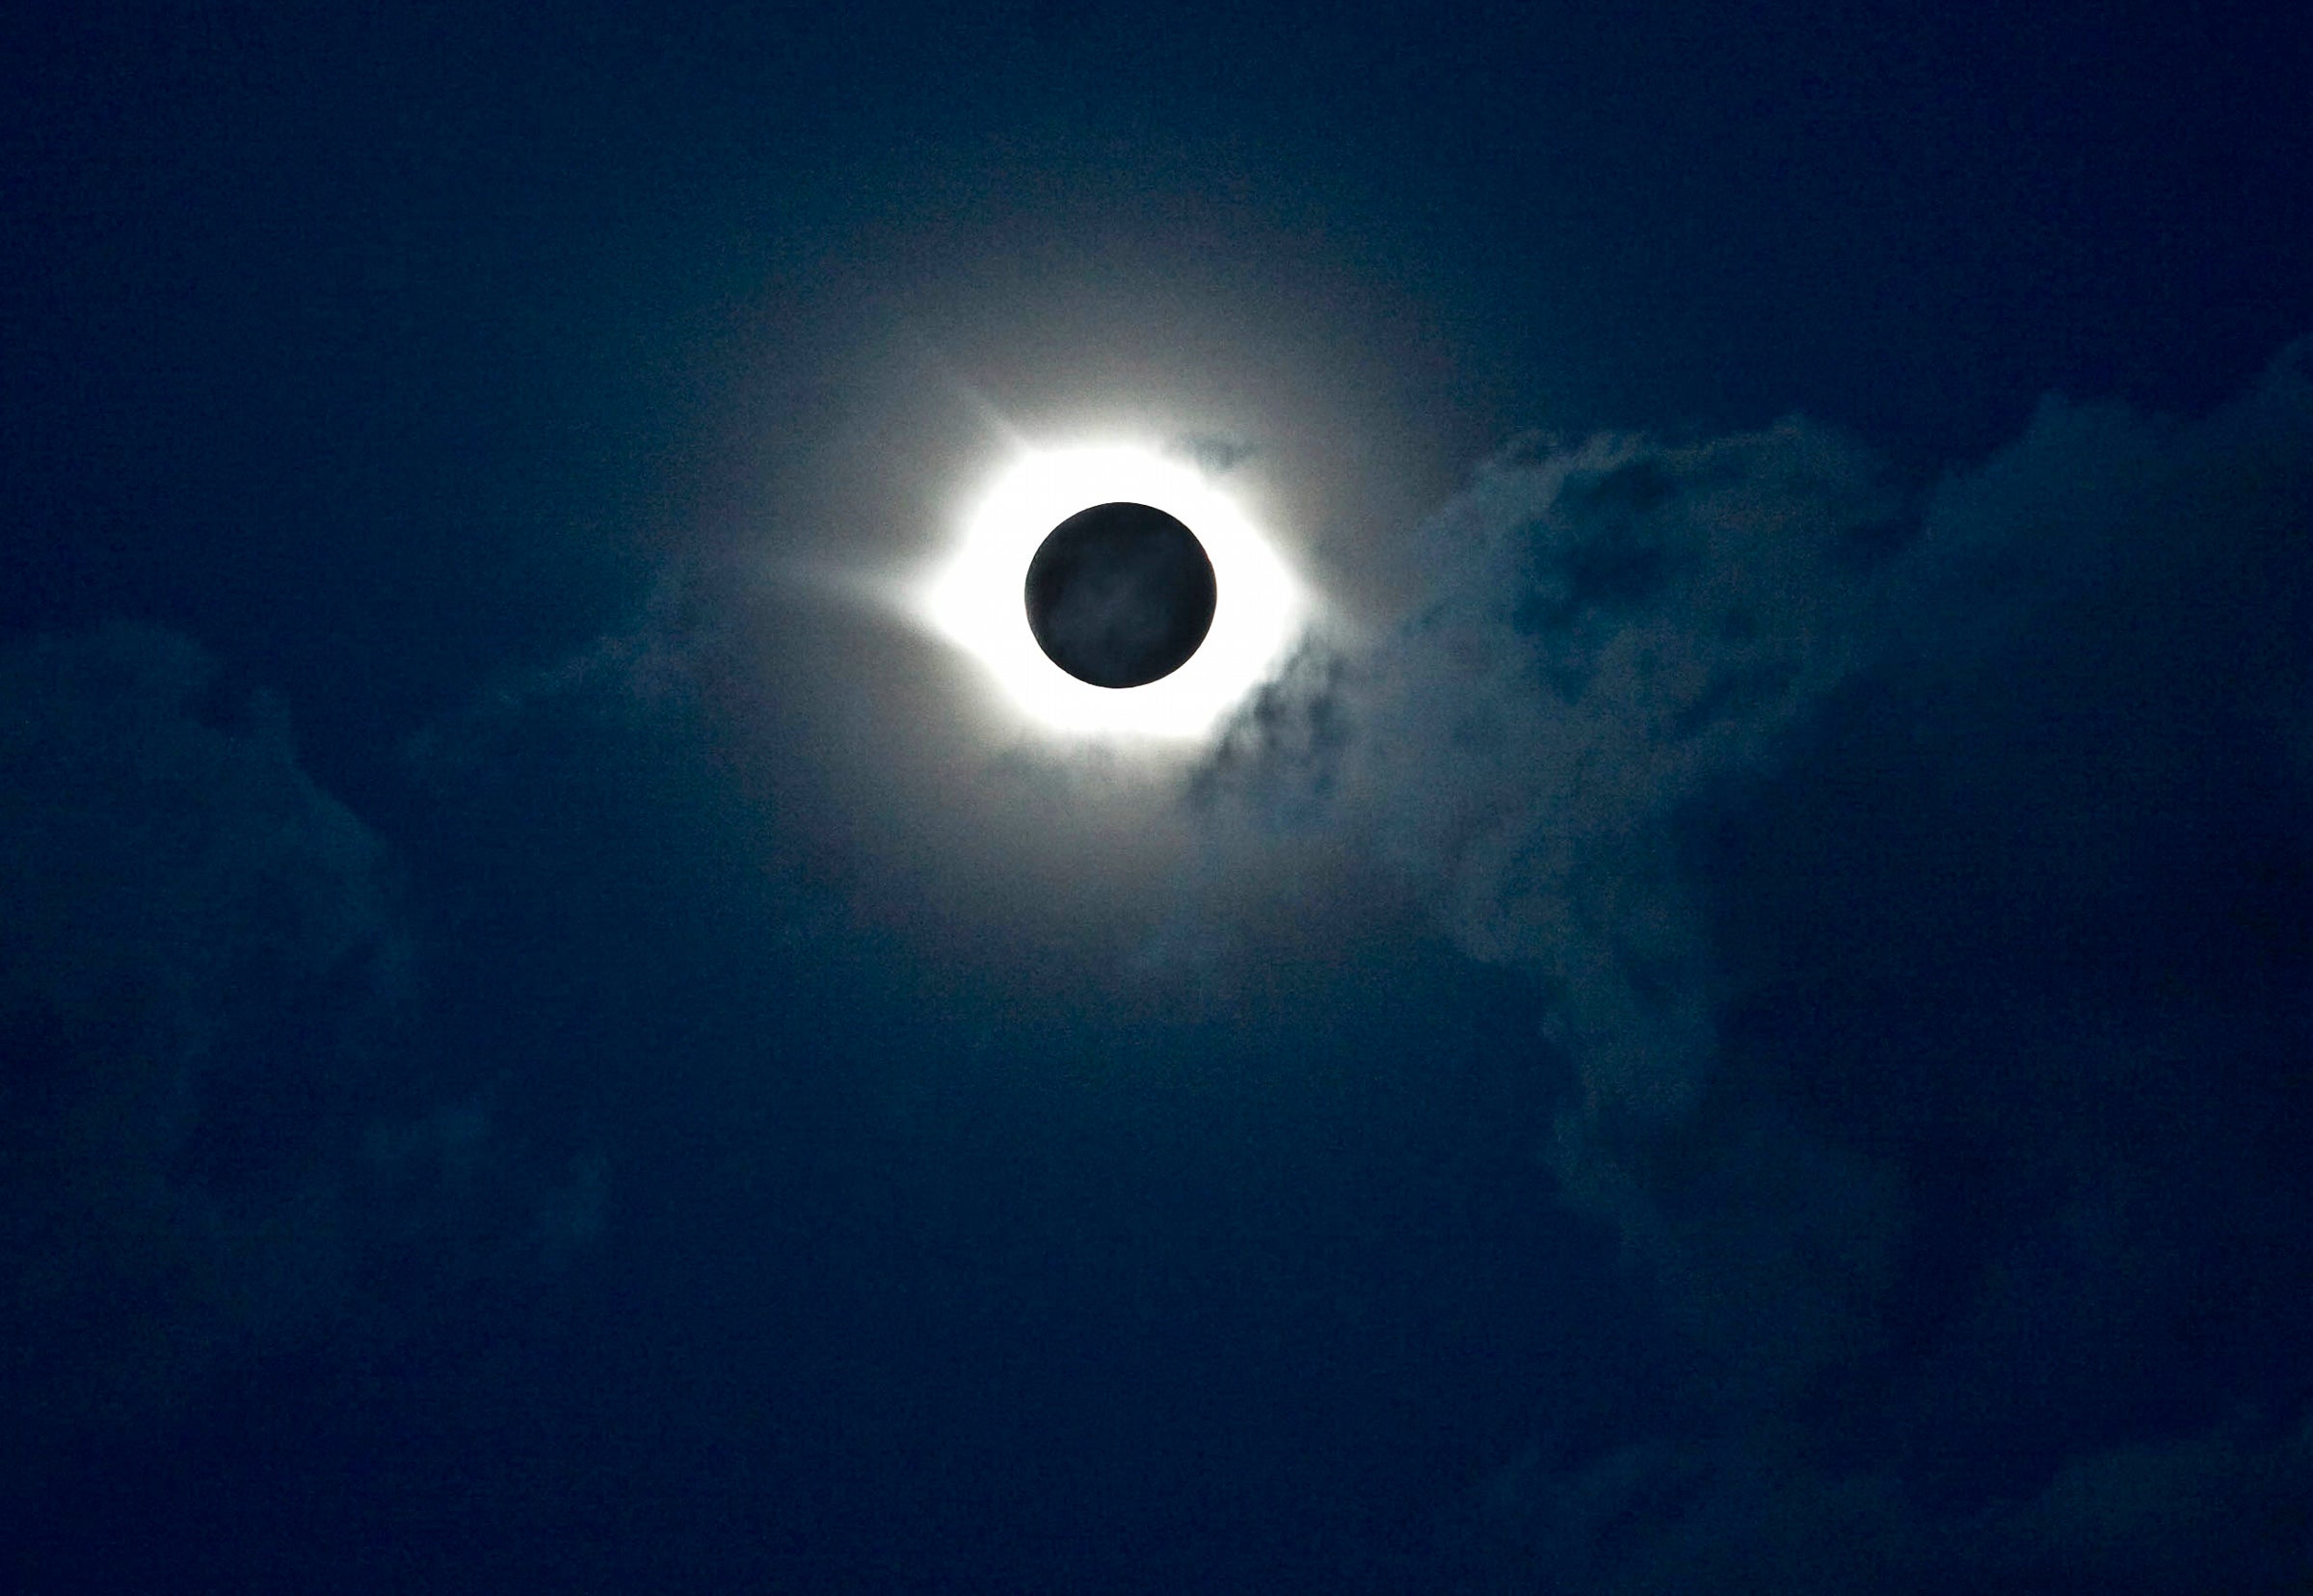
5 4 2311 1591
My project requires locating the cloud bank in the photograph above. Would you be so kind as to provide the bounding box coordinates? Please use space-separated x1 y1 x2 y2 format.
1209 338 2313 1585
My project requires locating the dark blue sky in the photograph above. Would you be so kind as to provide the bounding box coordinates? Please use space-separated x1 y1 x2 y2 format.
5 4 2310 1591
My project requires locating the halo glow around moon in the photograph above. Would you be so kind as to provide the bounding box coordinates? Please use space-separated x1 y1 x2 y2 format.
922 444 1304 739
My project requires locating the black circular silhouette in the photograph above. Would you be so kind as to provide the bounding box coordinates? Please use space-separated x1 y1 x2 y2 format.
1024 502 1218 689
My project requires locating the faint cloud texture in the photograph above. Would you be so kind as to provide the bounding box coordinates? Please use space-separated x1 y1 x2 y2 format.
0 626 396 1427
0 625 598 1438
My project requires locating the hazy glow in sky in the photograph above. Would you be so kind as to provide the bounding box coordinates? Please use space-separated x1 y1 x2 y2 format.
922 444 1305 738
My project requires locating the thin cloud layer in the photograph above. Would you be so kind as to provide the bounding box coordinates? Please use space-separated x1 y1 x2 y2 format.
1468 1406 2313 1594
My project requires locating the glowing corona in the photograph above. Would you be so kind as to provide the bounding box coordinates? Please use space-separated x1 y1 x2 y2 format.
921 444 1303 738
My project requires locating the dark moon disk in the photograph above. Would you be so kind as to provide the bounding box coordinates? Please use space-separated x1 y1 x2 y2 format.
1024 502 1219 689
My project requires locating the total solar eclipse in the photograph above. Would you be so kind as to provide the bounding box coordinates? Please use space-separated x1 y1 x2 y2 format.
1024 501 1218 688
922 442 1301 738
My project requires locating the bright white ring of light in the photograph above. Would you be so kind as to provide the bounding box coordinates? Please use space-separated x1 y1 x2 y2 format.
920 444 1303 739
